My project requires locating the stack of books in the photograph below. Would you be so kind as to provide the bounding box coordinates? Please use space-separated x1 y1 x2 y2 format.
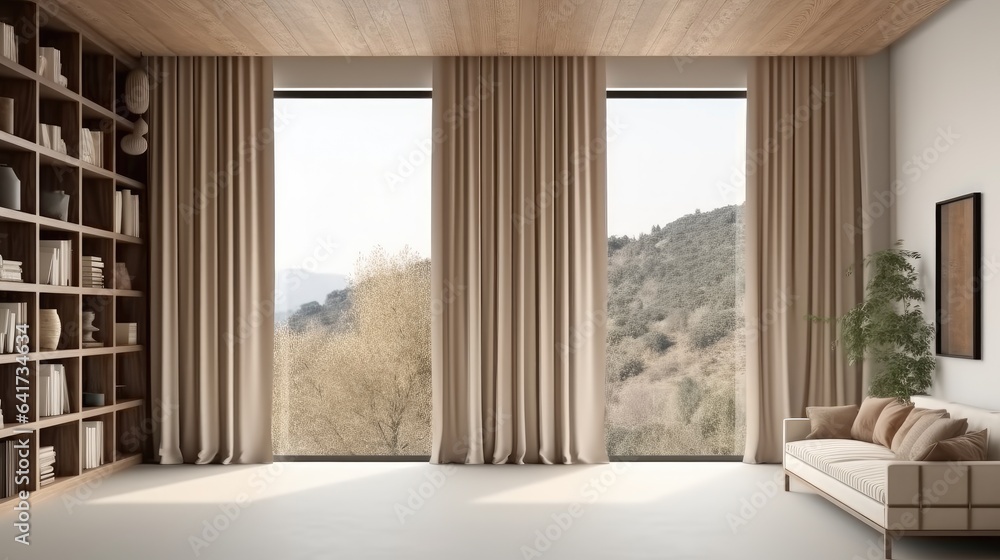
0 301 27 354
39 123 67 153
1 23 18 64
39 239 72 286
0 256 23 282
114 190 141 236
3 439 24 497
82 256 105 288
80 129 104 167
38 363 70 417
116 323 138 345
83 421 104 469
39 445 56 487
38 47 68 87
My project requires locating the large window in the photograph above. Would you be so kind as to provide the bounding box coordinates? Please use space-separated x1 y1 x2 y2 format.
605 92 747 457
272 92 432 457
273 89 746 459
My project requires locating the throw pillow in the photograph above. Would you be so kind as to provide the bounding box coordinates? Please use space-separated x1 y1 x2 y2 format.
872 401 914 448
890 408 950 454
920 429 989 462
851 397 896 442
805 405 860 440
904 417 969 461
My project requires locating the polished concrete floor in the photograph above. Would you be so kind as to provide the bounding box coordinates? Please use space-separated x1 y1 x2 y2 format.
2 462 997 559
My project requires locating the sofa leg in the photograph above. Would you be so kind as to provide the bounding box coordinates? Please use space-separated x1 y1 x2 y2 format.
784 473 790 492
884 533 892 560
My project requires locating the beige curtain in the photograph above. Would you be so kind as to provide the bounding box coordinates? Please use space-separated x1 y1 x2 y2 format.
743 57 870 464
431 57 608 464
149 57 275 464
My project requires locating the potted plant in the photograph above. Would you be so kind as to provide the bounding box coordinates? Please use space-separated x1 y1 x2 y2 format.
821 242 936 402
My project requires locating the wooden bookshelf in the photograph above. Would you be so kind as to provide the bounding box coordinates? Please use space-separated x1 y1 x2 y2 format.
0 1 148 508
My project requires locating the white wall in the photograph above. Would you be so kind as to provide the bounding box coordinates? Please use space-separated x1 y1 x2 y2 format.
273 56 749 90
891 0 1000 409
274 57 433 89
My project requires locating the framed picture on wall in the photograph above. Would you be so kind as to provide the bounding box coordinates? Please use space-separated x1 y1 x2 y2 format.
935 192 982 359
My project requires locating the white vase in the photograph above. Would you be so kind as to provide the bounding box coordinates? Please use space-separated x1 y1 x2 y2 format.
38 309 60 351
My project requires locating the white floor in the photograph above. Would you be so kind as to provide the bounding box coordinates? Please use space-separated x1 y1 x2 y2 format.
2 462 998 560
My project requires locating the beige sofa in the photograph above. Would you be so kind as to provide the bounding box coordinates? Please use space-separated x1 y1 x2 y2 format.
783 396 1000 559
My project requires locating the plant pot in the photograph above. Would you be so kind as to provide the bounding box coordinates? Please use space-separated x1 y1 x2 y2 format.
0 164 20 211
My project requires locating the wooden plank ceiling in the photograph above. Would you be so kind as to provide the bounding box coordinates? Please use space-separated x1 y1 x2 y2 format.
60 0 950 57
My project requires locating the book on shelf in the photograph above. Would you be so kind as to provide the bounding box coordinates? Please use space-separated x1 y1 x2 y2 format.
39 444 57 486
38 47 64 84
116 323 138 346
81 129 104 167
38 363 70 417
1 23 18 64
0 301 27 354
39 240 72 286
38 123 67 153
0 256 23 282
82 255 105 288
83 421 104 469
117 190 140 237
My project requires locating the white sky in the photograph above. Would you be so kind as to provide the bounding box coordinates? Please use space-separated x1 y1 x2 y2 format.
274 97 746 277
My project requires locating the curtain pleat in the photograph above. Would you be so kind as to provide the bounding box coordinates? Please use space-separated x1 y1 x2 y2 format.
150 57 275 465
743 57 867 464
432 57 608 465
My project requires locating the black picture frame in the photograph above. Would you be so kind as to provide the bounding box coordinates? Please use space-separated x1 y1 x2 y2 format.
935 192 982 359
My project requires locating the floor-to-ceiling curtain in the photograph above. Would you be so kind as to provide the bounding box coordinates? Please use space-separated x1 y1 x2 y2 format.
431 57 608 464
743 57 873 464
149 57 274 464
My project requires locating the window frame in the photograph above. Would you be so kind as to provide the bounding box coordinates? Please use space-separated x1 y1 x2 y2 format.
272 89 747 462
605 89 746 462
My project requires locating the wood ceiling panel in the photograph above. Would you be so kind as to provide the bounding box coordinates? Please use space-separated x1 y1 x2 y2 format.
58 0 952 57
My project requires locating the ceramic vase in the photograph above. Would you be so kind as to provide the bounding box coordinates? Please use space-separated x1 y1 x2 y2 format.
39 308 60 351
82 311 101 348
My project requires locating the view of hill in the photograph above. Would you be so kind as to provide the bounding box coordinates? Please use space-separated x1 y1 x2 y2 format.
274 269 347 323
274 205 745 456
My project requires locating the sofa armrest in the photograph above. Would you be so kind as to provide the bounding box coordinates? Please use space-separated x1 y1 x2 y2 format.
784 418 811 445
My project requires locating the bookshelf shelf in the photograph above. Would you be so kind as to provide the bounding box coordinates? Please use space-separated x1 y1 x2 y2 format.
0 0 149 506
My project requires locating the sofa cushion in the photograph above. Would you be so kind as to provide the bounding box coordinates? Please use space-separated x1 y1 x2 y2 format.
805 405 859 439
852 397 896 443
891 408 950 454
786 439 896 503
873 401 914 448
921 429 989 461
907 417 971 461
